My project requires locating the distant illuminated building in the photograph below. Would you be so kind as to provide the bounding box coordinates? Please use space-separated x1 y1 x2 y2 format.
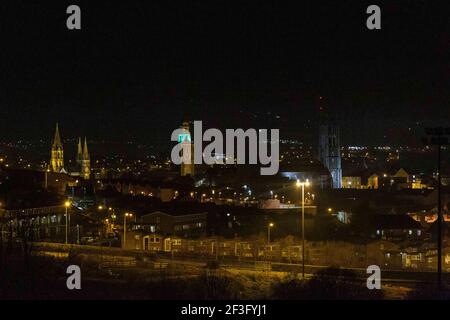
318 121 342 188
50 123 65 173
367 174 379 189
179 121 195 177
80 137 91 180
342 176 362 189
76 137 83 166
411 176 427 189
50 124 91 179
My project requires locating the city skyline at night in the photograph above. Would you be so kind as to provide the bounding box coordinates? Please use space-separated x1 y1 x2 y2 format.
0 0 449 304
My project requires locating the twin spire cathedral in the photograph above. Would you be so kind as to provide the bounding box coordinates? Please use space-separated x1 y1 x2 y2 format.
77 136 91 180
50 123 91 180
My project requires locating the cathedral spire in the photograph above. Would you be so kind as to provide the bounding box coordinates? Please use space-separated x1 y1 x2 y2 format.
53 123 62 148
81 137 91 180
76 137 83 164
50 123 64 172
83 137 90 160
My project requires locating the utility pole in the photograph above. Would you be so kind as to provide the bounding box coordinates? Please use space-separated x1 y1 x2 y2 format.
424 127 449 291
438 142 442 289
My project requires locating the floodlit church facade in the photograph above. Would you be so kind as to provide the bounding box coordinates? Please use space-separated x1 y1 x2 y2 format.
50 123 65 173
318 122 342 189
49 123 91 180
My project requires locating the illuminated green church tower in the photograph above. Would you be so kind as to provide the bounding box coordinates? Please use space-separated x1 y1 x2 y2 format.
179 121 194 177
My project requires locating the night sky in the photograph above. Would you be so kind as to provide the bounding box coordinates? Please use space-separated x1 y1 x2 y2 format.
0 1 449 147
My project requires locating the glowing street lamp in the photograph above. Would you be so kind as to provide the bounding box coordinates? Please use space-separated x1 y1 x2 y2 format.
64 200 71 244
296 179 310 279
267 222 274 245
267 222 274 262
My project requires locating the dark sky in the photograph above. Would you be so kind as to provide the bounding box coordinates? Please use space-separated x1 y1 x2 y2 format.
0 1 449 147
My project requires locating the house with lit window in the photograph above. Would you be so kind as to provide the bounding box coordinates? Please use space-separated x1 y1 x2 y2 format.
372 214 422 241
342 176 362 189
142 234 163 251
133 211 208 237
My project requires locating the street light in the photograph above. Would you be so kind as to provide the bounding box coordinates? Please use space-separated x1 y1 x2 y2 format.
64 200 71 244
267 222 274 262
296 179 310 279
105 218 110 235
123 212 133 248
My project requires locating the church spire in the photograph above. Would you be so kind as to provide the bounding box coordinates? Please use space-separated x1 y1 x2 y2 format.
83 137 90 160
50 123 64 172
81 137 91 180
76 137 83 164
53 123 62 148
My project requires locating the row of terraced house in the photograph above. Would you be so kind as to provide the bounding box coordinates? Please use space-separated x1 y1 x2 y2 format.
123 227 450 271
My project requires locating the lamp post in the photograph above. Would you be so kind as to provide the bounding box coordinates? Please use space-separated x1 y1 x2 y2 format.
123 212 132 248
296 179 310 279
105 218 109 236
267 222 274 261
64 201 71 244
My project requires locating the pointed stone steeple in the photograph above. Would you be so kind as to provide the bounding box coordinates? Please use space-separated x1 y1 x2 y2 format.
76 137 83 165
83 137 90 160
53 123 62 148
50 123 64 172
81 137 91 180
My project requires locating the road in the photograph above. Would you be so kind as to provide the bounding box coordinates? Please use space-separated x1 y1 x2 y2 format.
155 255 448 285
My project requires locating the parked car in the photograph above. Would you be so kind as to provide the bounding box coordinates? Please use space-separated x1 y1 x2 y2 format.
81 236 94 245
